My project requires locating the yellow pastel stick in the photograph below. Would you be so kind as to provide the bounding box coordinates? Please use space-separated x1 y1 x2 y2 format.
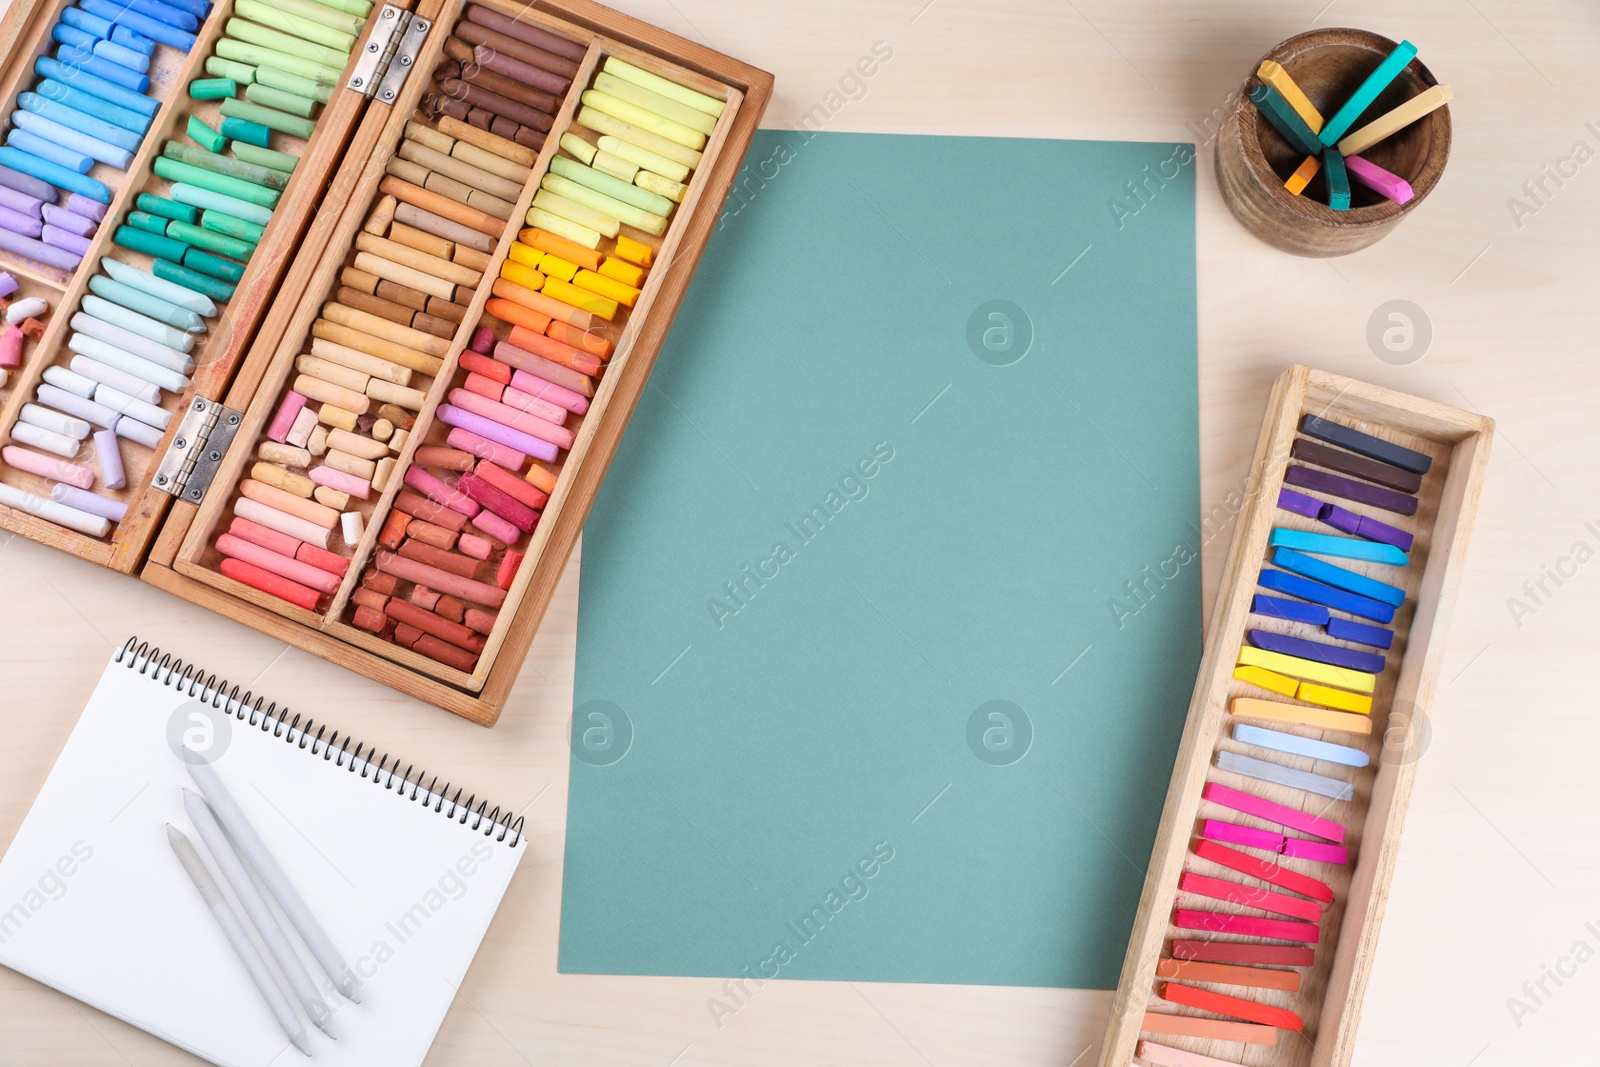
1237 646 1376 694
1257 61 1324 132
1297 682 1372 715
1233 664 1298 698
1336 85 1454 156
1230 697 1373 736
1285 154 1321 195
507 243 543 271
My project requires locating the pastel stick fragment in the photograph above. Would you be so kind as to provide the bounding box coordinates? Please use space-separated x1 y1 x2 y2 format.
1277 486 1322 517
1281 838 1349 865
1252 593 1330 625
1323 503 1415 552
1248 629 1386 674
1285 464 1417 515
1300 413 1432 474
1202 818 1284 853
1271 547 1406 606
1326 615 1394 648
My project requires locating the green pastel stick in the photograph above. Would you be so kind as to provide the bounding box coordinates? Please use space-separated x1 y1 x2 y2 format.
234 0 356 53
224 18 351 68
244 82 317 118
542 173 667 235
266 0 366 36
602 56 726 119
102 257 219 316
201 210 266 244
220 116 272 148
550 155 674 216
153 257 236 302
87 274 207 332
153 157 281 208
219 98 317 139
163 141 290 190
306 0 371 18
169 220 256 261
183 247 246 284
206 56 257 83
188 115 229 153
257 65 333 104
128 211 171 236
170 183 274 226
215 38 343 85
191 78 238 100
137 194 201 224
231 141 300 174
116 225 189 262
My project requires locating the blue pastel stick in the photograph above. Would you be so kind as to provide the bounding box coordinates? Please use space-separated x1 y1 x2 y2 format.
1326 616 1393 650
1268 527 1409 566
52 22 100 53
112 25 158 54
34 80 151 135
1258 568 1395 624
54 44 152 92
36 57 159 117
94 37 152 72
58 6 116 39
1233 723 1370 768
11 110 133 168
1272 547 1406 607
1251 593 1329 626
1249 84 1321 155
159 0 214 18
0 146 111 202
119 0 200 31
1248 629 1386 674
1319 40 1419 146
78 0 199 51
7 129 93 174
1278 487 1322 518
1323 148 1350 210
19 92 143 151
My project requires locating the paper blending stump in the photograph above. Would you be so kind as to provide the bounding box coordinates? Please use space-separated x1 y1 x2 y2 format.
560 130 1200 988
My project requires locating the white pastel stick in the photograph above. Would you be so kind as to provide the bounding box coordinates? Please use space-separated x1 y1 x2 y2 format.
115 415 165 449
71 310 196 373
234 497 332 549
340 510 363 543
166 825 312 1057
93 383 172 430
184 757 362 1003
66 332 191 393
19 403 91 440
102 257 218 315
69 354 164 405
0 482 110 536
42 364 99 398
182 790 336 1038
10 420 81 458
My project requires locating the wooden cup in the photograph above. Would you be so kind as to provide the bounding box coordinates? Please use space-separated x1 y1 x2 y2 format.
1215 28 1451 257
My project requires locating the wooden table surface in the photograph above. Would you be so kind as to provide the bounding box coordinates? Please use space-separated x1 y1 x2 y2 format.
3 1 1596 1064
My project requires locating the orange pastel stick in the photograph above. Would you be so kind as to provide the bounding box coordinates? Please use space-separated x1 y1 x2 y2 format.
494 266 593 329
1160 982 1303 1031
460 351 513 384
1139 1011 1278 1046
414 446 477 471
405 519 458 550
508 324 601 376
387 598 487 653
489 279 555 331
463 372 504 400
520 226 603 270
239 479 340 529
378 508 411 550
376 550 507 608
546 318 612 359
487 296 555 335
474 459 549 510
352 605 387 633
524 461 558 495
379 176 506 238
394 489 468 532
221 557 320 611
1153 958 1300 992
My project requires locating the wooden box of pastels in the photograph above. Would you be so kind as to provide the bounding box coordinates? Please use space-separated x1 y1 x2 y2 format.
1098 365 1493 1067
0 0 772 720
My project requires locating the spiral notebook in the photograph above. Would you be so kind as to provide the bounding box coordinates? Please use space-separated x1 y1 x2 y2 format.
0 641 525 1067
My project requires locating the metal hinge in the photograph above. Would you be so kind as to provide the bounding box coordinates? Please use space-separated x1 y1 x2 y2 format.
347 4 431 104
151 396 243 505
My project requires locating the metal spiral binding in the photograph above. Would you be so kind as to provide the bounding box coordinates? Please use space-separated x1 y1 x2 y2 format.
117 638 524 845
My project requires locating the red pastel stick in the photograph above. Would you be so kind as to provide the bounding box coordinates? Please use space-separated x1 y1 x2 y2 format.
220 557 320 611
1160 982 1303 1031
413 633 478 672
1203 782 1345 844
295 541 350 577
1203 819 1284 853
1177 871 1322 922
1282 838 1350 865
474 458 549 511
1193 839 1334 903
461 350 513 384
458 471 539 531
386 598 487 654
1173 909 1319 943
1170 940 1314 967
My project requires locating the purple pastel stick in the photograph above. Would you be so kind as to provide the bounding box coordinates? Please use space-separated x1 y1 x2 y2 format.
51 483 127 522
94 428 125 489
1285 464 1418 516
1355 514 1413 552
0 161 53 201
43 224 91 254
1319 502 1363 536
436 404 560 462
0 204 43 236
38 382 118 427
0 271 16 298
42 204 96 237
1202 819 1284 852
0 184 43 216
67 193 109 222
0 227 82 269
116 414 164 448
1247 628 1386 674
1281 838 1349 865
1278 486 1322 518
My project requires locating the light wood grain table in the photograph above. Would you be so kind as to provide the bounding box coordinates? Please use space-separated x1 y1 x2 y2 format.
4 1 1597 1063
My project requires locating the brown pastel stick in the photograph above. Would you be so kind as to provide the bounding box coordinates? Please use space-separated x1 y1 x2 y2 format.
352 587 389 611
376 550 508 609
341 266 381 293
421 168 516 221
454 20 577 83
379 176 506 238
406 519 458 549
394 488 468 532
375 279 430 312
378 404 415 431
435 595 466 623
352 250 455 301
324 299 452 357
412 633 478 671
354 232 481 289
365 194 398 234
337 286 414 327
387 598 487 653
394 201 496 253
452 245 491 273
438 115 537 167
393 622 424 648
1291 437 1423 493
439 78 554 134
398 538 480 578
416 445 476 471
389 221 453 261
312 319 444 376
414 313 455 339
427 296 469 323
398 139 525 202
387 156 431 187
438 52 559 114
362 568 399 594
514 125 547 151
464 4 586 60
353 606 388 633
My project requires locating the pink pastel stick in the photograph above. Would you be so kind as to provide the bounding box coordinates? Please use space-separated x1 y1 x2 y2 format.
1176 871 1322 922
309 464 372 499
1202 819 1284 853
436 404 559 462
93 429 124 489
510 369 588 414
447 387 572 447
470 325 495 353
229 515 302 556
216 533 340 593
497 384 570 425
1344 155 1414 204
1282 839 1349 865
1172 909 1319 943
470 507 519 543
266 390 307 443
404 464 479 517
1137 1039 1255 1067
1203 782 1344 844
457 532 492 559
446 426 526 469
2 444 95 489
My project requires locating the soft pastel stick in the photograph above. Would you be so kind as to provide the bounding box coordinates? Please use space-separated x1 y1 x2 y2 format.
103 257 218 315
1281 838 1349 865
1231 696 1373 735
17 91 143 152
1233 722 1370 768
1256 60 1322 131
508 370 588 414
1203 782 1343 843
1234 663 1298 697
20 403 92 441
1284 153 1319 196
1296 681 1372 715
0 228 79 269
1160 982 1303 1031
1203 819 1284 853
469 507 520 545
41 204 96 237
220 556 320 609
1248 629 1386 675
1277 486 1322 518
1139 1038 1281 1067
1248 84 1319 155
1271 547 1405 606
67 334 189 393
2 444 95 488
1342 154 1414 203
437 404 560 463
0 483 111 537
0 146 110 202
43 365 99 397
1171 939 1314 968
266 390 307 443
1319 40 1419 145
11 421 81 458
38 383 117 428
1216 750 1355 802
94 429 125 489
88 275 207 332
0 158 54 200
308 465 370 500
217 533 340 593
0 204 42 236
78 0 198 49
69 355 164 405
239 479 339 528
70 312 194 373
170 183 275 226
1289 464 1421 516
1237 645 1375 693
1337 84 1452 156
35 57 159 117
1191 839 1334 903
446 426 526 469
1322 148 1350 210
234 497 330 548
52 484 127 522
9 127 93 173
116 414 164 448
82 294 197 351
1251 593 1329 625
14 110 133 169
1326 616 1393 649
1173 909 1318 944
1151 960 1301 993
1269 527 1408 566
1258 568 1396 623
1301 413 1431 474
1138 1012 1278 1046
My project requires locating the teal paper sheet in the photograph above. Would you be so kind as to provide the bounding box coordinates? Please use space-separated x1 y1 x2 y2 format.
560 131 1199 989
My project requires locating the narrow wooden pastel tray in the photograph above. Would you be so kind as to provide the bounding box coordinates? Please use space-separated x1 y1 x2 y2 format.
1099 365 1492 1067
0 0 392 571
